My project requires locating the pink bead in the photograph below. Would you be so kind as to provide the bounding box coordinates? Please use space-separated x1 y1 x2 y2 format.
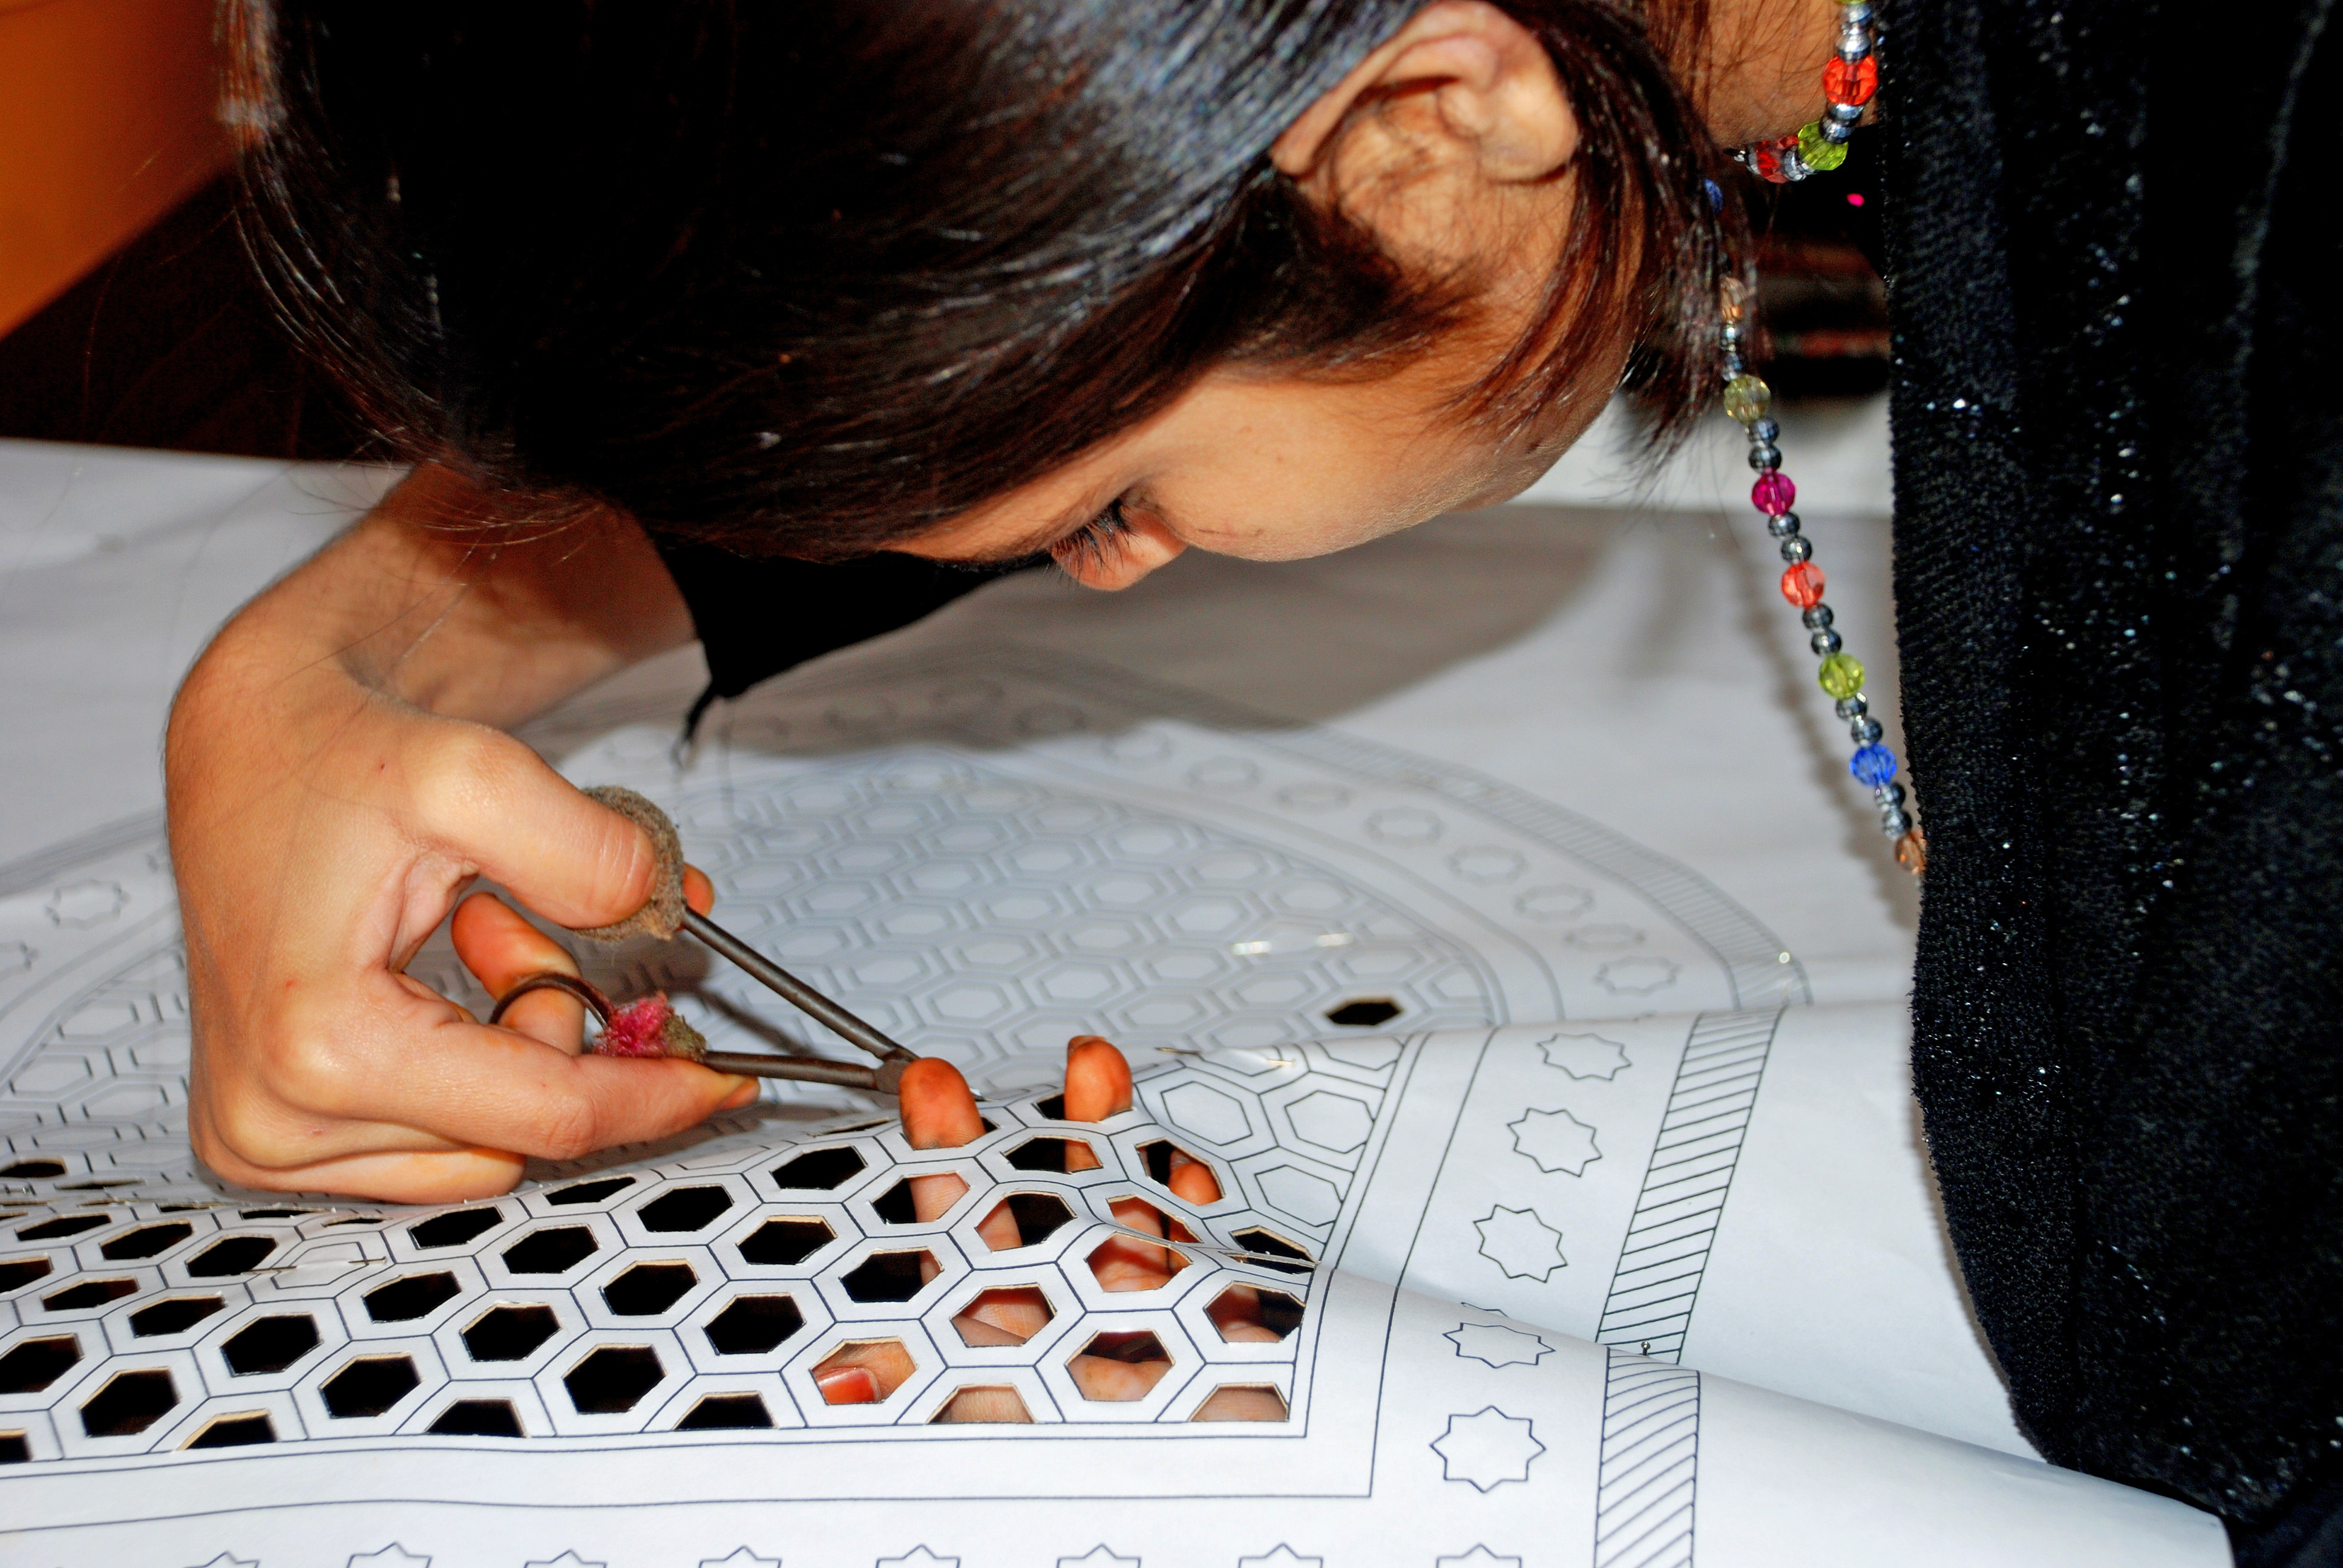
1752 472 1796 514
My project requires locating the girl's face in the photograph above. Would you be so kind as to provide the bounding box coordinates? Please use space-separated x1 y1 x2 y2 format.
896 341 1616 590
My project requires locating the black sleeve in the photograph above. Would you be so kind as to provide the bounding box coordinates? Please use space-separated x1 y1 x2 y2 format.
651 536 1031 703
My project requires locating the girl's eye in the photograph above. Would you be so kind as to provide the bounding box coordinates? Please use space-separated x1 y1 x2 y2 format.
1047 498 1136 575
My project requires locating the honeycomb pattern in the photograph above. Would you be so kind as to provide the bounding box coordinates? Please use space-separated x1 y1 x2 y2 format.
0 1039 1411 1462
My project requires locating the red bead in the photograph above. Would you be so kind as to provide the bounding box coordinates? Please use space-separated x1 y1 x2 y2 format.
1751 136 1795 185
1752 471 1797 514
1780 561 1826 609
1823 55 1878 106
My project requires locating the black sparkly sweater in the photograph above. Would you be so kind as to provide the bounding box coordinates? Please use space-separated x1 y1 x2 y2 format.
1879 0 2343 1557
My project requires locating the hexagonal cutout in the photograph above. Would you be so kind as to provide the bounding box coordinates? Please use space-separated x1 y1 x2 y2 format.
1192 1384 1290 1421
811 1339 916 1405
767 1147 865 1191
952 1286 1054 1347
872 1174 974 1226
0 1432 27 1463
601 1261 696 1316
1 1334 79 1394
736 1217 835 1267
79 1368 178 1436
42 1276 135 1312
637 1185 734 1233
15 1214 105 1241
1135 1138 1224 1201
1069 1330 1173 1402
839 1250 937 1304
977 1192 1074 1251
1004 1135 1098 1173
676 1392 774 1430
320 1354 421 1418
704 1294 805 1356
238 1208 307 1220
461 1303 560 1362
500 1226 598 1276
1324 996 1401 1028
129 1296 224 1337
1086 1200 1193 1293
545 1177 635 1207
1208 1284 1305 1342
0 1159 65 1178
99 1221 191 1260
932 1385 1034 1423
364 1271 462 1323
187 1236 278 1277
429 1399 523 1436
221 1313 321 1375
0 1258 51 1294
408 1207 503 1249
186 1411 277 1448
1229 1227 1316 1275
564 1345 664 1414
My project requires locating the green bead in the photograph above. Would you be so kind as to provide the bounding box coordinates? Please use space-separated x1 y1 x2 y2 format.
1723 373 1772 425
1796 122 1848 172
1817 652 1866 699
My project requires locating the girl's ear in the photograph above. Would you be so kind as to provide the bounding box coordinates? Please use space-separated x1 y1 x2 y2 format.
1271 1 1578 189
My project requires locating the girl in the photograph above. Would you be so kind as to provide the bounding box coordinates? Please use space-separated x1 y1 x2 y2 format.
165 0 2341 1557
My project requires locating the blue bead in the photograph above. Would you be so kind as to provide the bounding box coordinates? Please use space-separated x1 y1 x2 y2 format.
1850 743 1898 788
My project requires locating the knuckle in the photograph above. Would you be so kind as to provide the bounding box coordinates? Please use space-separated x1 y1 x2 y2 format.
408 724 523 842
529 1093 606 1163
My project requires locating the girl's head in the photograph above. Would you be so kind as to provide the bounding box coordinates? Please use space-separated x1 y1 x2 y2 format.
241 0 1740 587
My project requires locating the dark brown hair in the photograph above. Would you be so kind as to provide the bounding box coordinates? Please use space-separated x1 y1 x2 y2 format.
237 0 1741 558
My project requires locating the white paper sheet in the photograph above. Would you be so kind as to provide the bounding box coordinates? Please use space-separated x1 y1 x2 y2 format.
0 435 2228 1566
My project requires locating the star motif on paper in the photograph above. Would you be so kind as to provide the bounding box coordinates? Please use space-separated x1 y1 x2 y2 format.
1444 1322 1553 1369
1432 1408 1546 1491
1475 1206 1567 1281
700 1552 783 1568
1237 1549 1322 1568
876 1552 958 1568
1509 1107 1601 1175
1437 1550 1524 1567
348 1550 431 1568
1057 1549 1139 1568
526 1555 606 1568
1538 1032 1630 1080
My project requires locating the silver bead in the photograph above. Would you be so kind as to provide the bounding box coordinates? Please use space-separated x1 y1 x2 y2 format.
1778 147 1815 181
1751 416 1780 443
1802 605 1835 631
1838 28 1871 59
1780 535 1814 563
1835 694 1869 720
1721 321 1743 345
1880 808 1912 836
1767 511 1802 538
1828 100 1866 125
1748 443 1782 471
1810 629 1843 656
1874 783 1906 807
1841 1 1875 24
1722 352 1745 378
1850 716 1884 743
1820 119 1853 145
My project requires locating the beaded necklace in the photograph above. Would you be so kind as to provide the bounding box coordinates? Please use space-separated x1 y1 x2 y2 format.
1718 0 1922 876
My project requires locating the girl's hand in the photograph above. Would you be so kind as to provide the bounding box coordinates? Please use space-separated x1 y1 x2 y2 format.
166 466 752 1203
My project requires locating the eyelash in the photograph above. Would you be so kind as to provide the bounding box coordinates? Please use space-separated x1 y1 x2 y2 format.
1048 498 1136 574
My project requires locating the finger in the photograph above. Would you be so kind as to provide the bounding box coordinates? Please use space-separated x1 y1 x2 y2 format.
1205 1282 1282 1343
814 1340 916 1405
1191 1385 1288 1420
1167 1148 1224 1206
958 1285 1051 1343
195 1140 531 1204
450 892 586 1051
974 1197 1026 1252
910 1172 970 1227
1068 1353 1173 1402
408 733 660 930
1063 1036 1133 1122
934 1386 1034 1423
899 1057 986 1149
684 864 715 914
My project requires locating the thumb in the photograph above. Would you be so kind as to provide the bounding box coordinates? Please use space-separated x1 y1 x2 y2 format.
411 727 660 930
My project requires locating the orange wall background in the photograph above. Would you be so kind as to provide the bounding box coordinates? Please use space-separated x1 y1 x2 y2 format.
0 0 235 337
